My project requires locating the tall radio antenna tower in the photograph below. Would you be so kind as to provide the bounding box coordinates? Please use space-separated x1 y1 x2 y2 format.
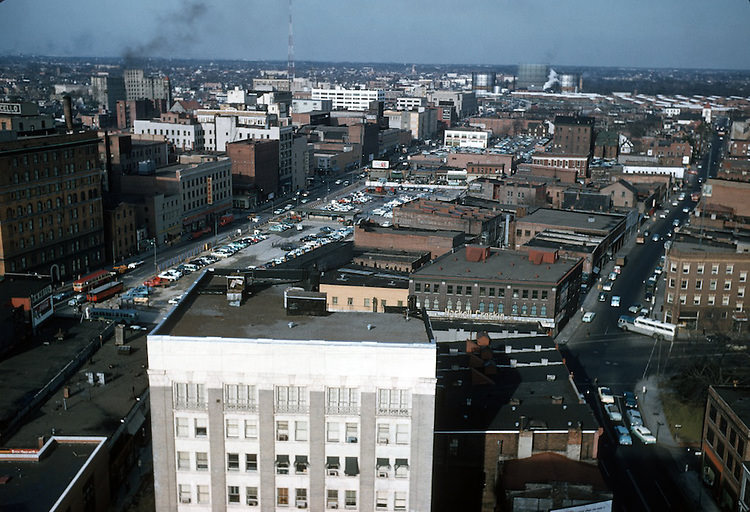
287 0 294 87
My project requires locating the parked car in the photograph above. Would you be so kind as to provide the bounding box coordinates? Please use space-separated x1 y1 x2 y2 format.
605 403 622 422
127 260 145 269
626 409 643 426
168 294 184 305
615 425 633 446
598 292 607 302
609 272 618 281
68 294 86 306
603 281 613 292
598 386 615 404
582 311 596 323
631 425 657 444
623 391 638 409
611 295 621 307
652 233 661 242
628 304 642 314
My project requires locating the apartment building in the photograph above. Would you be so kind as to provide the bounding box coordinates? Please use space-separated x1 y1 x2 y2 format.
702 385 750 511
410 245 583 334
0 132 105 280
148 270 436 511
664 239 750 333
311 88 384 111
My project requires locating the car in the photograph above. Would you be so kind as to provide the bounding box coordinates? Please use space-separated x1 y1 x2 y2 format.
598 292 607 302
127 260 145 269
168 294 184 305
610 295 621 307
683 207 690 213
613 265 622 275
626 409 643 426
582 311 596 323
628 304 641 314
631 425 657 444
605 403 622 422
52 291 71 302
672 219 680 227
598 386 615 404
644 230 650 237
615 425 633 446
652 234 660 242
130 325 148 331
273 209 284 215
602 281 613 292
654 266 663 275
623 391 638 409
609 272 618 281
284 204 294 211
67 294 86 306
659 212 667 219
640 307 650 316
644 292 654 303
671 200 679 207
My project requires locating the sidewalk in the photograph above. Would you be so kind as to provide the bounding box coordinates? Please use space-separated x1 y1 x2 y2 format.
636 374 720 511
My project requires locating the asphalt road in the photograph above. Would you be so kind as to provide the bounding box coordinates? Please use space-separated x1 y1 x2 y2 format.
559 137 724 510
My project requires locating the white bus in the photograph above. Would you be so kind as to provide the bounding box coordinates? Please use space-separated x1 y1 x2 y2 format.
618 315 678 341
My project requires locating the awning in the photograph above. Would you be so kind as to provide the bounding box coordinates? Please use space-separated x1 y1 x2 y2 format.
295 455 309 468
395 458 409 469
376 457 390 469
326 456 339 469
276 455 289 466
733 311 748 322
344 456 359 476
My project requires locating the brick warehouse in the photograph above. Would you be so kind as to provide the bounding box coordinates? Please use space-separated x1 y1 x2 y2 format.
354 221 465 260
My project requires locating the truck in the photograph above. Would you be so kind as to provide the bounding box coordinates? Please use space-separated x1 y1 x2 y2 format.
219 214 235 227
636 235 645 244
616 256 627 266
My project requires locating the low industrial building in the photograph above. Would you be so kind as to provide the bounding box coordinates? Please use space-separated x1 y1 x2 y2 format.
410 245 583 334
354 221 465 260
393 199 504 245
320 266 409 312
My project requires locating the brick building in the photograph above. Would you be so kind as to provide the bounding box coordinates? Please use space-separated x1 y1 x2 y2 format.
600 180 639 209
410 245 583 334
696 179 750 231
701 386 750 511
102 202 137 263
393 199 503 245
467 177 546 207
226 138 280 202
530 153 589 179
719 159 750 183
468 115 550 138
516 163 578 184
729 120 750 158
432 333 600 512
551 116 594 156
354 221 464 260
0 132 105 281
663 239 750 333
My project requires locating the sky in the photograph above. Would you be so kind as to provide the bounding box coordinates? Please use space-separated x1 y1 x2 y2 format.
1 0 749 70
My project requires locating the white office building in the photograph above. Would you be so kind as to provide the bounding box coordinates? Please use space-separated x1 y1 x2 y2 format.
312 88 384 111
148 273 436 512
133 119 205 151
443 128 490 149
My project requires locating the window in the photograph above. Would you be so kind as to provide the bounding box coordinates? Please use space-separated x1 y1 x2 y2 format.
277 421 289 441
224 384 256 410
669 278 676 288
332 296 338 305
345 490 357 509
396 423 409 444
347 297 353 306
696 279 703 290
512 288 519 299
344 457 359 476
327 490 339 508
710 280 717 291
173 382 206 409
697 264 705 275
196 452 208 471
195 418 207 437
681 279 688 290
245 419 258 439
275 386 307 412
227 453 240 471
394 491 407 511
708 295 716 306
740 272 747 283
541 290 548 300
666 293 674 304
327 421 340 442
177 451 190 470
296 488 308 508
346 423 358 443
720 416 728 436
175 417 189 437
414 283 421 292
682 263 690 274
245 453 257 472
709 405 717 423
226 419 239 438
326 387 359 414
725 280 732 291
377 423 390 444
694 295 701 306
377 388 409 415
679 295 687 305
727 265 734 275
179 484 192 504
740 287 746 298
197 485 209 504
522 289 529 299
246 486 258 506
277 488 289 507
737 302 744 312
723 295 731 306
376 490 388 509
712 264 719 275
707 428 715 446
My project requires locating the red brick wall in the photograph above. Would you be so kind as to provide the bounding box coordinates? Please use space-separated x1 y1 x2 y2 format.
354 225 463 259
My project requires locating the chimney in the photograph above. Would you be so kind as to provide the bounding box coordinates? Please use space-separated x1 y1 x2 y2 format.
63 95 74 131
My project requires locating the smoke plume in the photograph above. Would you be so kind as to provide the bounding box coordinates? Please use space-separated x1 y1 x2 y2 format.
543 68 559 91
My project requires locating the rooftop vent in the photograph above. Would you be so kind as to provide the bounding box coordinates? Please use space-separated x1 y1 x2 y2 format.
588 216 595 223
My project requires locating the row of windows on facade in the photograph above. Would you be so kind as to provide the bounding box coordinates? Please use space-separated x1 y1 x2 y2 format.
7 184 99 215
13 221 99 251
8 249 99 275
414 282 550 300
706 403 747 484
5 160 97 186
11 203 97 233
177 450 409 479
6 146 95 169
416 298 548 316
670 262 747 278
329 297 402 309
178 484 406 510
667 293 744 311
669 277 746 293
175 385 410 416
176 415 409 446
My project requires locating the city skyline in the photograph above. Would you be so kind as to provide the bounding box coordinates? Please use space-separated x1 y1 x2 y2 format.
1 0 749 70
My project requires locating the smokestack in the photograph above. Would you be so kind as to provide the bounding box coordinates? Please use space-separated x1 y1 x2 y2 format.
63 95 74 131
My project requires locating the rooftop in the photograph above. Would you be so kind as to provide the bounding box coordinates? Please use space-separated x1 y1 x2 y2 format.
0 437 105 511
413 246 581 284
320 266 409 289
435 335 595 431
518 208 625 232
712 386 750 429
357 222 463 239
154 271 431 344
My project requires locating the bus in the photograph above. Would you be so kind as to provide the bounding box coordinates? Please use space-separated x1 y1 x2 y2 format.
84 307 139 324
618 315 677 341
86 281 124 303
73 270 114 293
